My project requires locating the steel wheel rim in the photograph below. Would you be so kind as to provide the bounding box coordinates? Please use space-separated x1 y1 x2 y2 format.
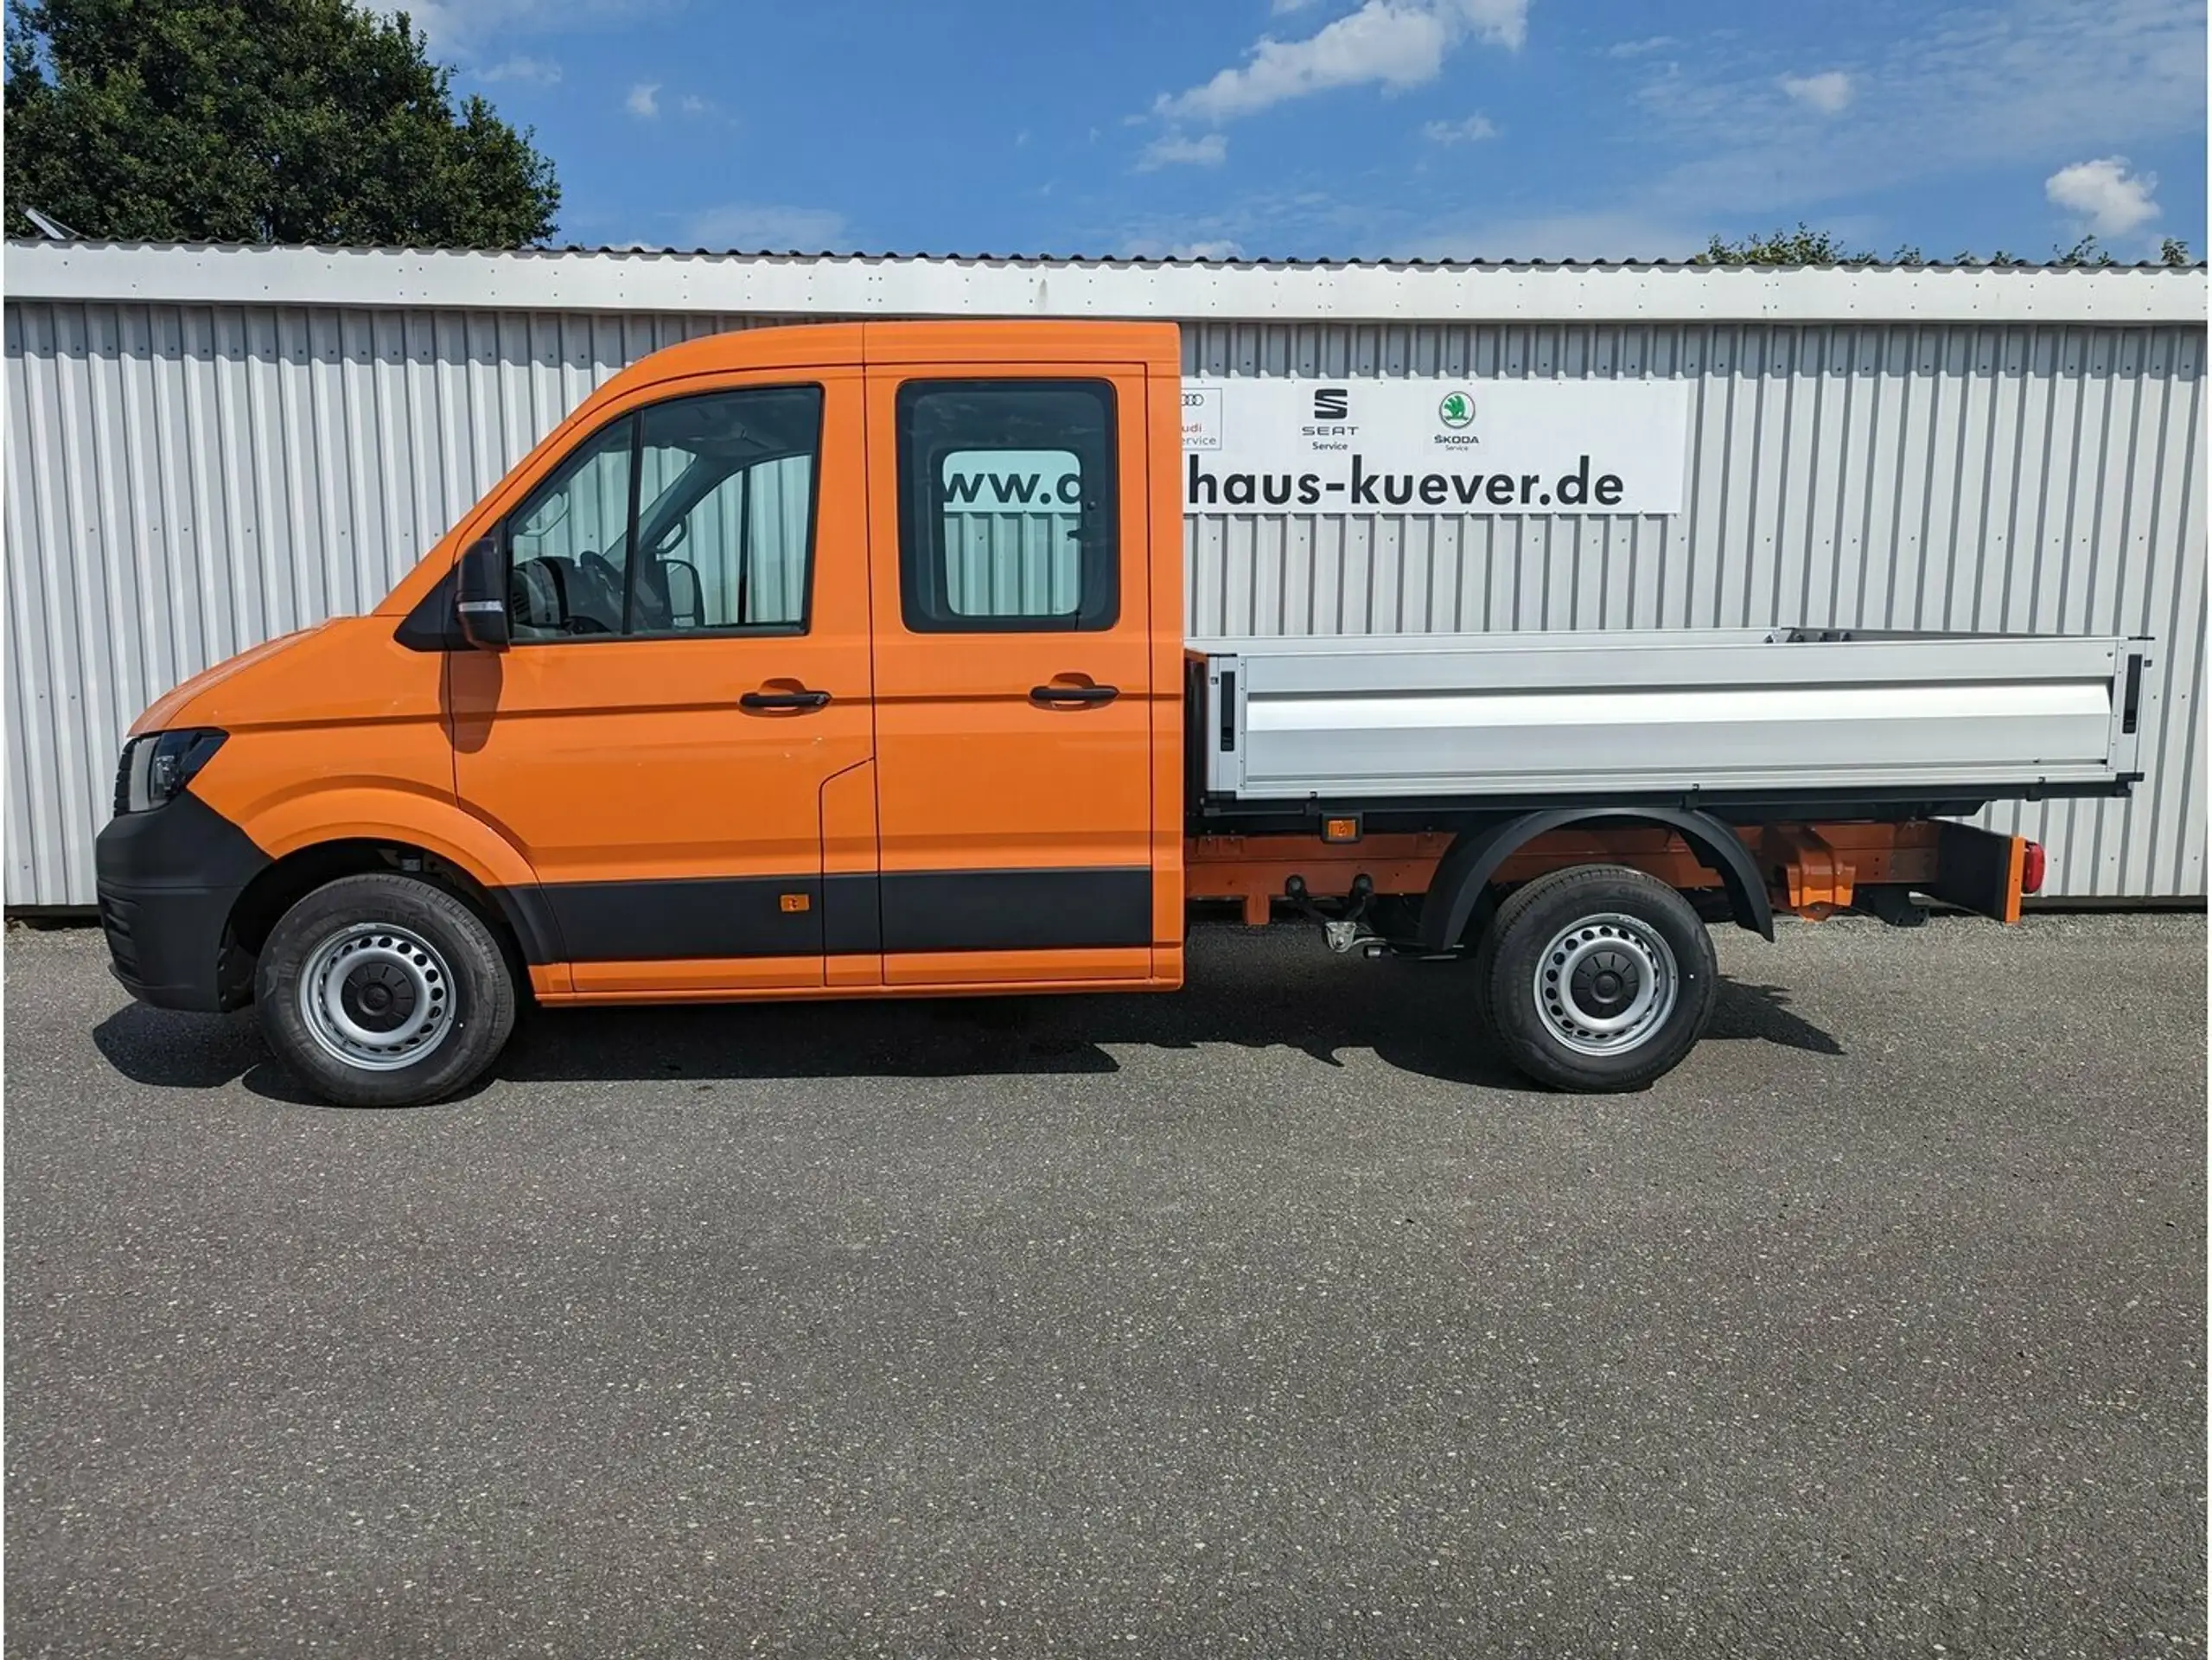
1532 912 1679 1057
297 923 455 1072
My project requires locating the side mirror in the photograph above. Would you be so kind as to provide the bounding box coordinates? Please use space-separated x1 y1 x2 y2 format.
456 538 510 650
663 558 704 628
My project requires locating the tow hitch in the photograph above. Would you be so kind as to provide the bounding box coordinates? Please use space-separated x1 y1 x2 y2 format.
1284 873 1375 954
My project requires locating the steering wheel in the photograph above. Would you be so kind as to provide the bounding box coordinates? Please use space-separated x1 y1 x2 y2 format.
577 551 625 605
561 551 623 633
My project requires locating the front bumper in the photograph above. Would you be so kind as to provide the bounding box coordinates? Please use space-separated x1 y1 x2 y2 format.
94 790 270 1012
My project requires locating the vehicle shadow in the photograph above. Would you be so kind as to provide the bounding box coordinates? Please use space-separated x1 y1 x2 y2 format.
88 932 1845 1106
1705 980 1845 1056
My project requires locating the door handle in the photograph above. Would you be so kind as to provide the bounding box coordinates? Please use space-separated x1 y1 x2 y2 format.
740 688 832 711
1030 683 1119 706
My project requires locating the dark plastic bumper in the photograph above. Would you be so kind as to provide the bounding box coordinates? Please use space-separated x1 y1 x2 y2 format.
94 790 270 1012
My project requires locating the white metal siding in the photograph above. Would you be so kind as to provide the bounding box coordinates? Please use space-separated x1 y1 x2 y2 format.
5 294 2203 904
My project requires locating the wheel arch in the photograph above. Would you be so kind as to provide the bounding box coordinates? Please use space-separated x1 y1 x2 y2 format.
233 838 547 956
1416 807 1775 952
225 789 557 961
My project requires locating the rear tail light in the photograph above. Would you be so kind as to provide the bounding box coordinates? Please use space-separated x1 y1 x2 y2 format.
2020 840 2046 896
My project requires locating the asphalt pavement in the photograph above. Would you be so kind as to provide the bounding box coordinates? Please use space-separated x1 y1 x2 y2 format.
5 912 2205 1657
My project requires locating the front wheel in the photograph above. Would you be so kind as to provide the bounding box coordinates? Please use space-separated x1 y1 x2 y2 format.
256 873 518 1107
1471 865 1718 1092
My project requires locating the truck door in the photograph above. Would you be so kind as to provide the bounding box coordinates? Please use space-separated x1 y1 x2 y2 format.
863 367 1157 985
450 370 873 993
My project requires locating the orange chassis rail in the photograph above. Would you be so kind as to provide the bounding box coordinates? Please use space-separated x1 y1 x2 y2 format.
1184 820 1995 929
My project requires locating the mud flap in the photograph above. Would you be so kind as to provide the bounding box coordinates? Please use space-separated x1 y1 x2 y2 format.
1929 823 2027 923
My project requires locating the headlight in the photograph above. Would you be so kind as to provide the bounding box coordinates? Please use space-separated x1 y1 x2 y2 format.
112 730 226 815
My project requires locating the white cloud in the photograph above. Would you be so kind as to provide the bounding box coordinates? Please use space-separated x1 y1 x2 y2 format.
678 93 709 116
1422 112 1497 143
2045 156 2161 236
1778 69 1853 113
683 204 849 250
477 54 562 84
1122 237 1247 260
1154 0 1527 124
1411 208 1708 262
1612 0 2203 234
625 81 660 118
1138 131 1229 170
1272 0 1323 11
1606 35 1676 58
399 0 653 49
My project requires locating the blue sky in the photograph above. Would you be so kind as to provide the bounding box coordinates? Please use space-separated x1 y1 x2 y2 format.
419 0 2209 262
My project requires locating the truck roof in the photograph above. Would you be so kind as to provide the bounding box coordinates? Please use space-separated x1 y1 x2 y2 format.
593 319 1182 409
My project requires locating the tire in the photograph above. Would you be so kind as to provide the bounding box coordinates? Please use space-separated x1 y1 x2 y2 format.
255 872 518 1108
1470 864 1718 1093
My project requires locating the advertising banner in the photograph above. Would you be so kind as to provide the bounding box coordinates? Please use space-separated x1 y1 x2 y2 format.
1180 378 1692 515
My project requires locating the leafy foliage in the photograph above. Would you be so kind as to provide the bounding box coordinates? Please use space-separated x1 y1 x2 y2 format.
1694 225 1891 267
4 0 559 246
1698 222 2197 269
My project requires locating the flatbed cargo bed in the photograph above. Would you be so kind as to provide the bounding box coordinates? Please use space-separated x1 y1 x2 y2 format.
1194 628 2149 810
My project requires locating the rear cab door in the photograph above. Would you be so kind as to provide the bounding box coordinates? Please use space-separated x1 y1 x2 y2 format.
861 323 1183 987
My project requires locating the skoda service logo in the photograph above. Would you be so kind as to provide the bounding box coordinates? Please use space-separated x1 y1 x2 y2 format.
1437 390 1476 429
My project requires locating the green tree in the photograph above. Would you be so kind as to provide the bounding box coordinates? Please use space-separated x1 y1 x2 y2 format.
4 0 559 246
1703 223 2201 270
1693 225 1909 267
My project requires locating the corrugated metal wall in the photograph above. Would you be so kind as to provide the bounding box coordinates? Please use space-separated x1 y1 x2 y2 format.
5 300 2203 904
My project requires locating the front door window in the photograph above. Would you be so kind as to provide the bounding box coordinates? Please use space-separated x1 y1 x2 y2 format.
506 386 824 642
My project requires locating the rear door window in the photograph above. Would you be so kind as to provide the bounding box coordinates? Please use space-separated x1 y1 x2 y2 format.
894 380 1118 633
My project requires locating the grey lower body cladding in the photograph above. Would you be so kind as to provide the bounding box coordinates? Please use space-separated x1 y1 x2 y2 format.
94 789 272 1012
494 867 1155 963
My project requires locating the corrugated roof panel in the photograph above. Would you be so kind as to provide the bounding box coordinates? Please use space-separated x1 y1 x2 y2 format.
9 236 2208 271
5 241 2202 326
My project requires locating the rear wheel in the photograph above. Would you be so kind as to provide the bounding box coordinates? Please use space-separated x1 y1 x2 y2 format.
256 872 517 1107
1472 864 1718 1092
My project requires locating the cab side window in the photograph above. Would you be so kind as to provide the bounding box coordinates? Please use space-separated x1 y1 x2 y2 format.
508 420 635 641
635 404 816 632
507 385 823 642
895 380 1118 633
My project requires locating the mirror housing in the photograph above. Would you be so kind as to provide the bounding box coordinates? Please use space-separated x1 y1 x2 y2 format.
662 558 704 629
456 538 511 650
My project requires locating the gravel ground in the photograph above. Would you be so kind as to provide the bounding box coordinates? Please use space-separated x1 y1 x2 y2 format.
5 912 2204 1657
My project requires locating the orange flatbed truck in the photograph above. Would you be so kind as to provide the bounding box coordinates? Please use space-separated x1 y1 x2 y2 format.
96 322 2149 1106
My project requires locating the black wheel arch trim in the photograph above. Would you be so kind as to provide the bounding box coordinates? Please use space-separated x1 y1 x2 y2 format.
1417 807 1775 952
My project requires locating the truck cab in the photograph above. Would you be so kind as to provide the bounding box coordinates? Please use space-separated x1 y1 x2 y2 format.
99 322 1189 1104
